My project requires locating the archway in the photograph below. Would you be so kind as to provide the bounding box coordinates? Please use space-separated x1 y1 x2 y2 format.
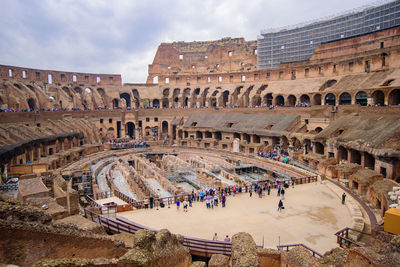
126 122 135 138
364 152 375 170
338 146 348 162
325 93 336 106
222 90 229 107
371 90 384 106
252 95 261 106
275 95 284 106
201 88 209 107
315 142 325 155
350 149 361 165
120 93 131 108
313 94 322 105
173 88 181 107
388 89 400 105
196 131 203 139
339 92 351 105
112 98 119 108
355 91 367 106
162 98 169 108
27 98 36 110
145 126 151 136
153 99 160 108
263 93 273 106
184 97 189 107
287 95 296 106
300 94 310 105
162 121 168 134
132 89 140 108
210 98 217 107
163 88 170 97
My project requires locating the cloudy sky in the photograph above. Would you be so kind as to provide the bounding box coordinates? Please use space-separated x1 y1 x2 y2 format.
0 0 380 83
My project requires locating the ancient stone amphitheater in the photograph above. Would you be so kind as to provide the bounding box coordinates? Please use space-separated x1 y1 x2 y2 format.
1 16 400 267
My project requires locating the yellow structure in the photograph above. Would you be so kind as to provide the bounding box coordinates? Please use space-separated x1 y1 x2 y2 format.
384 208 400 235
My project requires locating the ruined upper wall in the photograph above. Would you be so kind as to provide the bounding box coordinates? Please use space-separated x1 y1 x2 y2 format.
147 37 257 83
0 64 122 87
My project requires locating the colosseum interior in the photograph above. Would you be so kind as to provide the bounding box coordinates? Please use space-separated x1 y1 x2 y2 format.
1 4 400 267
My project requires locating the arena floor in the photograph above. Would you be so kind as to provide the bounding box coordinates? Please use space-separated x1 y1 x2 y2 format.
119 182 352 253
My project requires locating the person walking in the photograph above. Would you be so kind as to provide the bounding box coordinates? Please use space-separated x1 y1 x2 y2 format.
183 200 188 212
342 193 346 204
176 199 180 210
249 188 253 197
224 235 231 242
267 185 271 195
281 188 285 200
213 233 218 241
277 185 281 196
222 194 226 207
278 200 284 212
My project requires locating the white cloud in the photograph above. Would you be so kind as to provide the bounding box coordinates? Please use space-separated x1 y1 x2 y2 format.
0 0 378 83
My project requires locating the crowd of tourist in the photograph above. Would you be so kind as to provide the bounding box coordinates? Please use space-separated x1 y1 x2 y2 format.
171 181 294 240
105 138 150 149
1 102 394 113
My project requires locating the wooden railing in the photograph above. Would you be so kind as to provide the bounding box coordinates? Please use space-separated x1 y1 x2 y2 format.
83 208 233 257
85 195 103 210
334 227 371 248
277 243 323 258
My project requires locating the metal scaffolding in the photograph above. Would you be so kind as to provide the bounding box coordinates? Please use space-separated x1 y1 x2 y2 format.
257 0 400 69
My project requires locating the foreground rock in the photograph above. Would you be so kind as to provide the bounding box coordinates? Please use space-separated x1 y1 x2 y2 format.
231 232 259 267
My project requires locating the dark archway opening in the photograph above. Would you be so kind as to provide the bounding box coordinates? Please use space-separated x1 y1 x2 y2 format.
112 98 119 108
350 149 362 165
162 121 168 134
222 91 229 107
162 98 169 108
325 93 336 106
120 93 131 108
313 94 321 105
126 122 135 139
287 95 296 106
355 91 368 106
315 142 324 155
338 146 348 161
153 99 160 108
371 90 384 106
275 95 284 106
388 89 400 105
300 94 310 105
27 98 36 110
364 152 375 170
264 93 273 106
339 93 351 105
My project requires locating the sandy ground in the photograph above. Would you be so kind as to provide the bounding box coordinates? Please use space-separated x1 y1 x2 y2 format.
119 182 353 253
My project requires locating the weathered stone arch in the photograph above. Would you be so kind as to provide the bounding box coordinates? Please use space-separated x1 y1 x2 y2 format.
339 92 351 105
325 93 336 106
313 94 322 105
355 91 367 106
120 92 131 108
275 95 284 106
300 94 310 104
287 95 296 106
388 89 400 105
371 90 385 106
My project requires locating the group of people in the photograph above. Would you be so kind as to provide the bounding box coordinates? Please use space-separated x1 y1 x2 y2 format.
106 138 150 149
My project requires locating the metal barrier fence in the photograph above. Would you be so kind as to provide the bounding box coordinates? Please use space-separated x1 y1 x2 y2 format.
83 208 233 257
334 227 371 248
277 243 323 258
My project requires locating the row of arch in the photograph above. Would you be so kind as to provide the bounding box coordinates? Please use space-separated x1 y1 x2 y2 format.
116 88 400 108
